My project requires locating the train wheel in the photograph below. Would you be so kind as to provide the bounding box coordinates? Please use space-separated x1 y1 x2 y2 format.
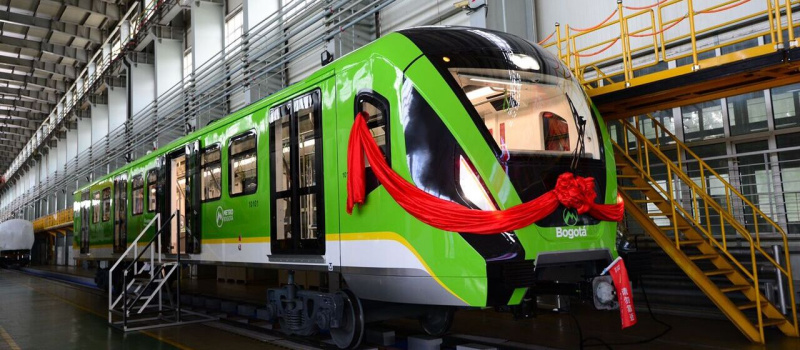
419 306 455 336
330 290 364 349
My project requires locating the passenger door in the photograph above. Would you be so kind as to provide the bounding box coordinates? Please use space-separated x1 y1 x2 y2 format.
80 190 90 254
184 140 201 253
113 174 128 253
269 90 325 255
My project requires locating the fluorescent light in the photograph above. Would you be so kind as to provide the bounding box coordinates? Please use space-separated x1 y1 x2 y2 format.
466 87 500 101
468 75 522 87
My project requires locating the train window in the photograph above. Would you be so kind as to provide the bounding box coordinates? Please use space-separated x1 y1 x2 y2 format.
543 112 570 151
102 188 111 222
132 175 144 215
147 170 157 212
229 132 257 196
202 145 222 201
447 65 601 159
92 191 100 224
357 93 389 159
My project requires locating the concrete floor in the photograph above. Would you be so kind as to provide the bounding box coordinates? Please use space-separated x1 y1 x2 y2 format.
1 267 798 350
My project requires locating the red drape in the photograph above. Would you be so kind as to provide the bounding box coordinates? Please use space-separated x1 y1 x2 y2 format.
346 112 624 234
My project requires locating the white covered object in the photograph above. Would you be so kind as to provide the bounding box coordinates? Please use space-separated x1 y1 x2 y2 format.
0 219 34 251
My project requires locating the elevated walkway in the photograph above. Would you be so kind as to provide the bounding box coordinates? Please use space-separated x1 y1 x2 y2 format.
541 0 800 119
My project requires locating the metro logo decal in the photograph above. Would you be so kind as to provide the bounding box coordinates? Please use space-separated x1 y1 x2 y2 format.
555 226 587 239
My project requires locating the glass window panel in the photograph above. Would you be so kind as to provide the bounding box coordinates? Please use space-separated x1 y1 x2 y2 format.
201 147 222 201
298 111 316 188
682 100 724 141
132 175 144 215
147 170 157 212
230 134 257 196
728 91 768 135
771 83 800 129
361 100 387 154
93 191 100 223
276 198 291 240
102 188 111 222
777 134 800 232
300 193 317 240
543 113 570 151
273 109 291 193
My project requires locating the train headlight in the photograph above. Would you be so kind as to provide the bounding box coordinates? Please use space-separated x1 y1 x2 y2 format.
458 156 495 211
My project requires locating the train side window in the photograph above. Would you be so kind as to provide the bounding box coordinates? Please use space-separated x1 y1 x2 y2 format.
92 191 101 223
356 92 390 162
102 188 111 222
132 175 144 215
229 132 257 196
201 145 222 201
543 112 570 152
147 170 157 212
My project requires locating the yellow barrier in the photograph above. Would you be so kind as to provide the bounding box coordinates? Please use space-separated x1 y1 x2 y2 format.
32 208 74 233
540 0 800 94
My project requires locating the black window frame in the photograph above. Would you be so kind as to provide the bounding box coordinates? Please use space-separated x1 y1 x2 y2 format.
146 169 158 213
201 143 223 202
131 174 144 216
228 131 258 197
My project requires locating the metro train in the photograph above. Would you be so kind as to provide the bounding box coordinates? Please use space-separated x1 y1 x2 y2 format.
0 219 34 268
73 27 621 348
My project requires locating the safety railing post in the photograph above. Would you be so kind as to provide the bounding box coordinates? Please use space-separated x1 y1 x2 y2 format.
555 22 563 61
617 0 630 84
775 0 785 47
785 0 795 47
687 0 700 70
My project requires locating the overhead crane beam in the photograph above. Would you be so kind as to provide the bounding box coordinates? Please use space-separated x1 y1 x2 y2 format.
0 35 89 64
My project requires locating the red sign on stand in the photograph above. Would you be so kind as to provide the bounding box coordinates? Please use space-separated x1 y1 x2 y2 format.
605 257 637 329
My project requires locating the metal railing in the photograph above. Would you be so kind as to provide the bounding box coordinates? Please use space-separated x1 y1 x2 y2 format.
31 208 74 232
539 0 800 90
0 0 393 220
613 113 798 337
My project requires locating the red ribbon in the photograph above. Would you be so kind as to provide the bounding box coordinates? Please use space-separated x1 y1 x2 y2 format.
346 112 624 234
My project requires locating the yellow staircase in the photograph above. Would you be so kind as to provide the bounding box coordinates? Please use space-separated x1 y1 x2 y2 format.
611 114 799 343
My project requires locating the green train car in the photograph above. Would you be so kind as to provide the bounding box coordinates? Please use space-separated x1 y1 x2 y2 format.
74 27 619 348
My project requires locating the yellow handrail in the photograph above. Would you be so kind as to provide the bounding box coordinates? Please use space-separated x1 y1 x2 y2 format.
612 113 798 335
32 208 74 232
544 0 799 89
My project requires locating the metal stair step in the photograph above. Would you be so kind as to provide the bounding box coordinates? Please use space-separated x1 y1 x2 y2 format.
761 318 787 327
719 284 751 293
679 239 705 246
704 269 734 276
657 225 690 231
633 199 664 204
617 174 640 179
647 212 672 217
688 254 718 261
620 186 651 191
737 301 767 310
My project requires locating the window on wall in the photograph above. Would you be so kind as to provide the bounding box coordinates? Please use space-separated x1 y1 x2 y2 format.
728 91 768 136
92 191 100 223
736 141 777 233
230 132 257 196
102 188 111 222
147 170 157 212
771 83 800 129
682 100 724 141
132 175 144 215
639 109 675 145
543 112 570 151
686 143 729 233
224 9 243 58
201 145 222 201
777 134 800 233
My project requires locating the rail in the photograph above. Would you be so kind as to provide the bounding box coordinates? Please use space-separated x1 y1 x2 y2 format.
540 0 800 92
612 113 798 338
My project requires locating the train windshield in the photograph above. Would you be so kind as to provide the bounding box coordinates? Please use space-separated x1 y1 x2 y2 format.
448 65 601 160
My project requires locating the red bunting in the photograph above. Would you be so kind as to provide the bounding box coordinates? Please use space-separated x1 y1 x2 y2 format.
346 112 624 234
606 257 637 328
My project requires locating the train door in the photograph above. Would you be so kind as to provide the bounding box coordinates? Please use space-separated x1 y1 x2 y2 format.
113 174 128 253
80 190 90 253
184 140 201 253
269 90 325 255
168 150 187 254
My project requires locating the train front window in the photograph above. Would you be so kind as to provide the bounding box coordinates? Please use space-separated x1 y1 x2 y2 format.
448 67 600 160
